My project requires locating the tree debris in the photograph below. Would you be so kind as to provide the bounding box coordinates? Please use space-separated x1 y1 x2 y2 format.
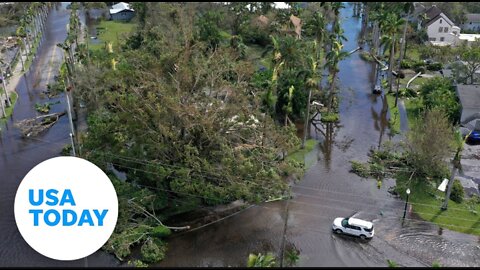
14 111 66 137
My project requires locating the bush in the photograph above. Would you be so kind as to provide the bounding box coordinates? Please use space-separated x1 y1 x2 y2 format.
151 225 171 237
426 62 443 71
450 179 464 203
321 112 339 122
350 161 369 178
400 59 415 69
412 61 426 73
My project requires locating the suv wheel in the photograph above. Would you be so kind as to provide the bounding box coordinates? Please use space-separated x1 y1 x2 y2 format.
359 234 366 240
335 229 343 234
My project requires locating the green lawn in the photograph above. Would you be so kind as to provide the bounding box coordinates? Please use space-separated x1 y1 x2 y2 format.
89 20 136 51
24 34 42 71
286 139 317 170
396 173 480 235
404 97 423 128
386 94 400 134
0 91 18 121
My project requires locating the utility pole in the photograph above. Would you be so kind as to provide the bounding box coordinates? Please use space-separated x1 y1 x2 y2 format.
65 85 76 156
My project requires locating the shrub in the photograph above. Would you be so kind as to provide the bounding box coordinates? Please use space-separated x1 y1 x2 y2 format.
426 62 443 71
321 112 339 122
350 161 370 178
413 61 426 73
450 179 464 203
400 59 414 69
151 225 172 237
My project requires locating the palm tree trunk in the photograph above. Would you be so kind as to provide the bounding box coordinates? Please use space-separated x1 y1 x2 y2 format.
327 70 337 112
399 13 409 64
388 38 395 94
302 88 312 149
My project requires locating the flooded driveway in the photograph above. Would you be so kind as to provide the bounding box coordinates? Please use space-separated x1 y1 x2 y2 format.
0 3 118 267
157 4 480 267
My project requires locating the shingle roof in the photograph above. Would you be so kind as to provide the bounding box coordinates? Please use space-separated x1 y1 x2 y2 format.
465 13 480 23
456 84 480 123
425 6 442 23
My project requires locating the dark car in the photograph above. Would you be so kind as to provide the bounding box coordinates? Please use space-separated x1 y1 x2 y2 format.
466 130 480 144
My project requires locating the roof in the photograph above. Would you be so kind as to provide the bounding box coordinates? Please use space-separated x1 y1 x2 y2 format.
456 84 480 123
348 218 373 229
423 6 454 27
425 6 442 23
459 34 480 42
110 2 134 14
465 13 480 23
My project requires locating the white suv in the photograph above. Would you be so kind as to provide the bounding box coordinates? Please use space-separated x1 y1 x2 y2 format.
332 217 374 239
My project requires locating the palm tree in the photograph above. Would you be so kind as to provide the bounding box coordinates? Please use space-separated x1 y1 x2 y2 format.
302 43 322 149
380 13 404 96
441 130 471 210
304 12 328 46
325 22 349 113
398 3 415 66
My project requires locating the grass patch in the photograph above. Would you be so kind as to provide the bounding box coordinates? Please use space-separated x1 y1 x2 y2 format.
286 139 317 170
405 44 422 62
0 91 18 121
24 35 42 71
89 20 136 51
404 97 423 128
396 173 480 235
386 94 400 134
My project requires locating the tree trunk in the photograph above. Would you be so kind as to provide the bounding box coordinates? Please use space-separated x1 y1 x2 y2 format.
441 163 458 210
327 70 337 112
399 13 409 65
301 88 312 149
388 38 395 94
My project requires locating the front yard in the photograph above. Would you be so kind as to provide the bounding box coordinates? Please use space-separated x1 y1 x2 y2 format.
88 20 136 51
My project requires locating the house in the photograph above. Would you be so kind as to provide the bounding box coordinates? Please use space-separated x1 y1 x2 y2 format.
461 13 480 32
423 6 461 46
456 84 480 125
109 2 134 21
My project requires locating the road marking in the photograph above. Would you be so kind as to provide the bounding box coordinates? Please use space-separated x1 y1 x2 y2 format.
45 45 58 84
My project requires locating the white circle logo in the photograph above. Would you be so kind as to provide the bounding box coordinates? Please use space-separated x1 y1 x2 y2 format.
14 156 118 261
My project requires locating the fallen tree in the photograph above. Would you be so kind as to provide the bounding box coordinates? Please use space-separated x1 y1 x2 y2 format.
14 111 66 137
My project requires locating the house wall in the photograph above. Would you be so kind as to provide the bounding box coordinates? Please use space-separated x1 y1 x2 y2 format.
427 14 457 44
110 10 134 21
461 22 480 32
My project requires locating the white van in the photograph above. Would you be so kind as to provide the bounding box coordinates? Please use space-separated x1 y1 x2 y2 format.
332 217 374 239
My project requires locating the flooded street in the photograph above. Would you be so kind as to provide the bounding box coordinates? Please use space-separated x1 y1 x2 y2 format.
0 3 118 267
157 4 480 267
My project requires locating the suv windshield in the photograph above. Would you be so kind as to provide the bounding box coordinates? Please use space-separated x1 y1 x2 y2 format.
364 226 373 232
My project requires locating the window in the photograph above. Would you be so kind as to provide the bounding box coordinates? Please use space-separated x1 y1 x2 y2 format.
439 27 443 33
444 27 449 32
341 219 348 227
440 19 442 24
440 37 445 41
351 226 361 231
364 226 373 232
453 31 458 35
429 37 436 41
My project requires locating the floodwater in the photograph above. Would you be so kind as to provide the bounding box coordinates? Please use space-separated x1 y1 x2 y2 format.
156 4 480 267
0 3 118 267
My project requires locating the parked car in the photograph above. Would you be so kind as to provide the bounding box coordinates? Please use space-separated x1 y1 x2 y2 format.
332 217 374 239
466 130 480 144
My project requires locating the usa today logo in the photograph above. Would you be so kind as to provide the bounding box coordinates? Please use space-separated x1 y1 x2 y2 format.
14 157 118 261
